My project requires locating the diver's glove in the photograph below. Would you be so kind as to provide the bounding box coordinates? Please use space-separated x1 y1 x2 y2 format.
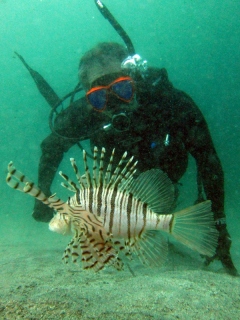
204 219 239 276
32 199 54 222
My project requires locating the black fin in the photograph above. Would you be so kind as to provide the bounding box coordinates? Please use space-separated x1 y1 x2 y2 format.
15 51 60 108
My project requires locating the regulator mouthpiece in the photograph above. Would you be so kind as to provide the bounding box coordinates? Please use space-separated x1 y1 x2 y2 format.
103 112 131 132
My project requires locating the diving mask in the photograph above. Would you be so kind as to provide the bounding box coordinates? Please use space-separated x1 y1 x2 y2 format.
86 76 135 111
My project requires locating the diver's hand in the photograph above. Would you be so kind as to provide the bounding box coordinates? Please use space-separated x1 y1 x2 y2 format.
205 223 239 276
32 200 54 222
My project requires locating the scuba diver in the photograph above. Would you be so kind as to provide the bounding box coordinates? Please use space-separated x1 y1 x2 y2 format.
16 1 237 276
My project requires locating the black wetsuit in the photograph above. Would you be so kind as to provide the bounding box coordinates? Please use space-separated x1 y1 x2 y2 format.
34 67 237 275
36 68 224 217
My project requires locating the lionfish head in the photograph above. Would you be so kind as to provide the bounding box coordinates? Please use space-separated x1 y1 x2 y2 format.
49 212 72 235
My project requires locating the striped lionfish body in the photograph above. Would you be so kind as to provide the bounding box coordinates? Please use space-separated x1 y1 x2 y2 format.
6 147 218 272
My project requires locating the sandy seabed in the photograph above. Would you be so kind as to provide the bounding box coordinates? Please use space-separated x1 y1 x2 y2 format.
1 216 240 320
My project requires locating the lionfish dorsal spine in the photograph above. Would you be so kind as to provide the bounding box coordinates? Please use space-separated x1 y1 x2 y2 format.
59 171 79 192
118 164 138 192
92 146 98 188
103 148 115 187
70 158 85 188
114 156 138 190
67 147 137 193
83 150 92 188
98 147 105 187
107 150 127 188
111 155 137 192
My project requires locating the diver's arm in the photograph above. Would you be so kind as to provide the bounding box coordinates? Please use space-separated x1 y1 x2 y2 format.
174 91 224 216
37 133 76 194
33 98 92 222
188 120 224 217
177 92 238 275
33 133 79 222
148 69 224 207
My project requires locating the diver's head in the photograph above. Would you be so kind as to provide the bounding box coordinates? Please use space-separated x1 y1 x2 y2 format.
79 42 128 90
79 42 138 131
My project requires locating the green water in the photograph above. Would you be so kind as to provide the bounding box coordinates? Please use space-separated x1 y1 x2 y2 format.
0 1 239 319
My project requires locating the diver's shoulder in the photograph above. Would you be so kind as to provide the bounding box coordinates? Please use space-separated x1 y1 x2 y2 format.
143 67 174 91
147 66 168 80
54 96 90 127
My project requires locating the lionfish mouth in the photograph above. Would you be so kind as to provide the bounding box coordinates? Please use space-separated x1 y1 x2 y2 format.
49 212 71 235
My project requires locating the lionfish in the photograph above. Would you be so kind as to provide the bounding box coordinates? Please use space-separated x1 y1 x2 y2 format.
6 147 218 272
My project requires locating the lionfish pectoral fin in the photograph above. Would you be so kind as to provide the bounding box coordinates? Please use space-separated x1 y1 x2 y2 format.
6 162 37 194
6 162 68 211
85 225 124 271
6 162 84 213
130 231 168 267
6 162 50 204
62 235 82 264
63 219 123 272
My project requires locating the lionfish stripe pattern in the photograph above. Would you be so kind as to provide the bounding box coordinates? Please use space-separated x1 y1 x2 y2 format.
6 147 218 272
6 162 121 271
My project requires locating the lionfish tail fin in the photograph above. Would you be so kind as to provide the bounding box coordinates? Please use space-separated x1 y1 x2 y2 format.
171 200 218 257
171 200 218 256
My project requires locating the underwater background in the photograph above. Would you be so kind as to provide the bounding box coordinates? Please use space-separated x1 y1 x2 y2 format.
0 0 240 319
